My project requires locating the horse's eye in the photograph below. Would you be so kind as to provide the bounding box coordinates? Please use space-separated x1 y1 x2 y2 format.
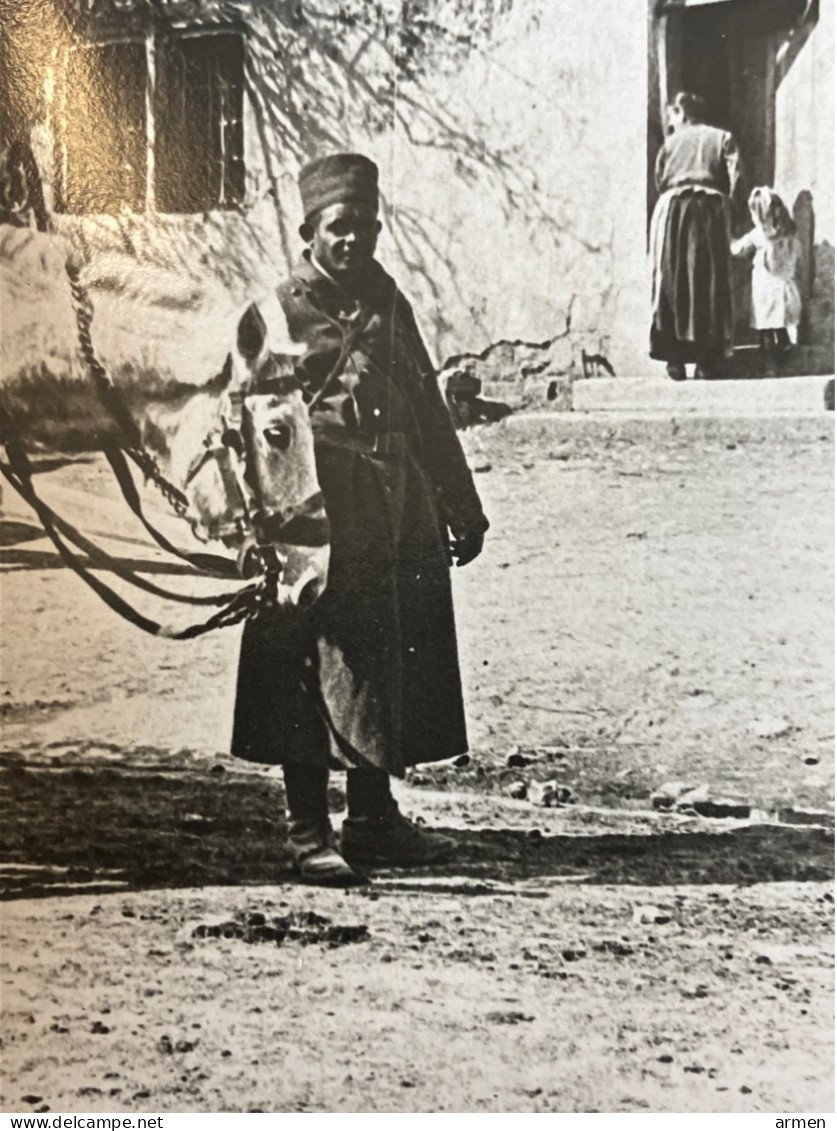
264 424 292 452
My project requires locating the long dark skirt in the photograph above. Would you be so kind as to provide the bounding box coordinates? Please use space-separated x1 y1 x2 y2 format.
231 441 469 777
650 189 734 364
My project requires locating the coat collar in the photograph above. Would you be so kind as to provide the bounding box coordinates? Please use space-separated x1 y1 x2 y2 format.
294 250 394 307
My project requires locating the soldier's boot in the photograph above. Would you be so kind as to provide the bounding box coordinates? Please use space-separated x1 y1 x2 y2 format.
288 817 366 887
340 769 457 867
284 763 365 887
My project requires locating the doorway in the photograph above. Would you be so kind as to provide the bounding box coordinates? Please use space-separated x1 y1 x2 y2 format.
649 0 816 368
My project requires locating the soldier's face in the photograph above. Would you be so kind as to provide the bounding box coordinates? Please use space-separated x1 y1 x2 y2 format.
304 202 381 279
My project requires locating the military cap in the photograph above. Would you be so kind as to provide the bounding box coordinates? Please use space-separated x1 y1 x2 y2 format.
298 153 379 219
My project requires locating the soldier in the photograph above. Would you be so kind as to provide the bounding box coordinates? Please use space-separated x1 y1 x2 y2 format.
231 154 489 885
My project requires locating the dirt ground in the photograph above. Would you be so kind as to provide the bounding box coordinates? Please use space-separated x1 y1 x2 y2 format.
1 412 834 1113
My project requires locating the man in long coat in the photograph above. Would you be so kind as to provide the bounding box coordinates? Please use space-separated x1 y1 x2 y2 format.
231 154 488 885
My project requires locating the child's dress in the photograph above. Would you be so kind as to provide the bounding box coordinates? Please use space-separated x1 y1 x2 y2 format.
732 228 802 340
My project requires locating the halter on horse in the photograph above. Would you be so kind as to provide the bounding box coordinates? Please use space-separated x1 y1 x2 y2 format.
0 139 329 637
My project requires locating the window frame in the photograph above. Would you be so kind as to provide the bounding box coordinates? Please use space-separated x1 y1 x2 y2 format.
53 23 246 216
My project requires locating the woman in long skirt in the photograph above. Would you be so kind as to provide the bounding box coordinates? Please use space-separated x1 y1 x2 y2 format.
650 91 741 380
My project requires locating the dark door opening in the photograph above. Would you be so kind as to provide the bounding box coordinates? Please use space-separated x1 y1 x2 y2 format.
650 0 821 373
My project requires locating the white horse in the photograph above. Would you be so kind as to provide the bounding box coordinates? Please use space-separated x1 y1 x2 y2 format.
0 143 328 635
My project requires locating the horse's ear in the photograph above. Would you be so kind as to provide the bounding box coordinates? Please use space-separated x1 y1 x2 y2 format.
237 303 267 362
206 353 235 394
236 295 306 381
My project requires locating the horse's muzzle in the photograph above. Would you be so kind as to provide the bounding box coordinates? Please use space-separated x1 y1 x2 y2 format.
236 537 329 608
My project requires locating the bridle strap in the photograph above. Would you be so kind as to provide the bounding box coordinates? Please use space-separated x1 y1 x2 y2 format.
1 443 251 606
297 282 376 414
0 445 261 638
4 138 323 638
104 446 242 577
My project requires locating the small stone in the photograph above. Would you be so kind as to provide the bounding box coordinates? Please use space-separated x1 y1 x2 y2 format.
680 984 709 999
485 1010 534 1024
594 940 635 957
505 780 528 800
210 763 226 774
21 1096 43 1105
633 905 671 926
754 954 772 965
529 780 572 807
650 781 697 810
657 1055 674 1064
539 744 568 759
506 749 532 768
675 784 711 809
529 780 555 807
681 796 751 820
739 1085 752 1095
749 716 792 739
776 807 834 827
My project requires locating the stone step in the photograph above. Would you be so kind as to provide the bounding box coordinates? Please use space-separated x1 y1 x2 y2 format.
572 374 834 416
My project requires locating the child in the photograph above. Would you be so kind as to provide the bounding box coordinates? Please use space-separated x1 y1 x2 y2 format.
732 187 802 375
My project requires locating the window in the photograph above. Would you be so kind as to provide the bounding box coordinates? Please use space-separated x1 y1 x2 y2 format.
55 29 244 214
156 34 245 213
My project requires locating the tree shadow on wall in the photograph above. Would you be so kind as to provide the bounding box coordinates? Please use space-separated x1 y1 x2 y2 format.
20 1 596 352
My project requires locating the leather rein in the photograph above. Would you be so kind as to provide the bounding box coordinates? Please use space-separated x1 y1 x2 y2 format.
0 145 318 637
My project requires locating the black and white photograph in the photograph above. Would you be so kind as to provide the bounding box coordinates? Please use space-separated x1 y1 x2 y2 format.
0 0 833 1116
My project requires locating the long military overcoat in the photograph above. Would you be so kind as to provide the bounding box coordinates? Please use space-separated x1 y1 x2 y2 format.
231 256 488 777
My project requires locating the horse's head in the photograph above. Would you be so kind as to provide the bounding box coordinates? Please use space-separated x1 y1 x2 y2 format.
141 347 328 608
1 202 328 608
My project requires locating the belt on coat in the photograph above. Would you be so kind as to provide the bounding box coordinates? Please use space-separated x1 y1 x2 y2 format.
312 427 412 457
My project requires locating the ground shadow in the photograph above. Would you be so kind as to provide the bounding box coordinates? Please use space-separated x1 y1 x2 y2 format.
1 762 831 899
0 520 46 547
0 546 213 575
27 455 98 475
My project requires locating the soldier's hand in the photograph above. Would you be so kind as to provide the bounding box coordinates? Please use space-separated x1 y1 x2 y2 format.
450 530 484 567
